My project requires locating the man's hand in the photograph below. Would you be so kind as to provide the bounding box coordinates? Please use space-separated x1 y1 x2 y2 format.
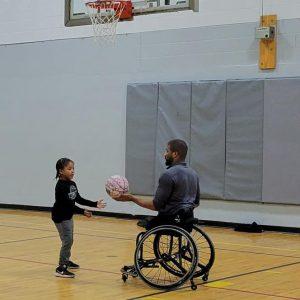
97 199 106 209
110 191 133 202
84 209 92 218
109 192 157 211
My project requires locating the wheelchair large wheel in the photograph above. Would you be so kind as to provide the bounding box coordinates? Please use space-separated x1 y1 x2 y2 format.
153 225 215 279
134 225 198 290
190 225 215 278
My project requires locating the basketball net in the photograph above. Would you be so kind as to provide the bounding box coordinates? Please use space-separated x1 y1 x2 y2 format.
85 1 126 45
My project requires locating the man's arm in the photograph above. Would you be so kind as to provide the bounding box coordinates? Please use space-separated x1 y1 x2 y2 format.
121 194 157 211
112 173 173 211
152 173 173 211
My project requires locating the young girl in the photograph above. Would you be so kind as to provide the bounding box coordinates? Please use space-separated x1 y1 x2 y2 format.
52 158 106 278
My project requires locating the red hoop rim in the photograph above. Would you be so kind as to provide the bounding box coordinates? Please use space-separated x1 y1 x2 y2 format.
85 0 126 9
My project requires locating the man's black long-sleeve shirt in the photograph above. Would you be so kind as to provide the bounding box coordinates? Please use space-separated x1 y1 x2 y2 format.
51 179 97 223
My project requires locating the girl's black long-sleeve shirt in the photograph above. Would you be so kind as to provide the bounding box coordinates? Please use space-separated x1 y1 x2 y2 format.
51 179 97 223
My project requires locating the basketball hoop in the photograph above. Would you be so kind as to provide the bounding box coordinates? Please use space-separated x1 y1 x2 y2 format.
85 0 130 45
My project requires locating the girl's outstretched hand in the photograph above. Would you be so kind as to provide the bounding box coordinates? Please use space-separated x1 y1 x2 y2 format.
84 209 92 218
97 199 106 209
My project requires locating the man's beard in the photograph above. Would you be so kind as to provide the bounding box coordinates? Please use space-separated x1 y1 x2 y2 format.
165 156 173 166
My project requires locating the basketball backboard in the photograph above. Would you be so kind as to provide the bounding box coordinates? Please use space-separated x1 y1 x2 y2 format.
65 0 193 26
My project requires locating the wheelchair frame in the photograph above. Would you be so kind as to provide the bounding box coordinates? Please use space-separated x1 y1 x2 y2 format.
121 220 215 290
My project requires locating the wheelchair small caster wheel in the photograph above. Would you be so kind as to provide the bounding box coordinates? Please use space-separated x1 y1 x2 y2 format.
190 279 197 290
122 274 128 282
202 273 209 281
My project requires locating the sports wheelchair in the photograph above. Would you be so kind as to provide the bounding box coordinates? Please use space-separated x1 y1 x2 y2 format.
121 217 215 290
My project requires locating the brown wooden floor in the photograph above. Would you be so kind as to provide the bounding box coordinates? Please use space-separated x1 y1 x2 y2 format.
0 209 299 300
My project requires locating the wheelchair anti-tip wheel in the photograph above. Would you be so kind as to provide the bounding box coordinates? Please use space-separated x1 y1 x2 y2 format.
134 225 198 290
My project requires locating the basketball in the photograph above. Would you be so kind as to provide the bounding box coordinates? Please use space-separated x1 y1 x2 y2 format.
105 175 129 196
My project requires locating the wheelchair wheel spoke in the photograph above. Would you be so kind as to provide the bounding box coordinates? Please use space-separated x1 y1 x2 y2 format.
169 257 187 273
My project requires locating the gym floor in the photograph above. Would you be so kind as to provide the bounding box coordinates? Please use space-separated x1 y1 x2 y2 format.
0 209 299 300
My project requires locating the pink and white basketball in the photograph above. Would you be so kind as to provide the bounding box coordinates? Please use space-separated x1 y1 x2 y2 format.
105 175 129 196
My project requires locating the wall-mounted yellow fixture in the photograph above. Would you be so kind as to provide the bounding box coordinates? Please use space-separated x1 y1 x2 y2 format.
256 15 277 70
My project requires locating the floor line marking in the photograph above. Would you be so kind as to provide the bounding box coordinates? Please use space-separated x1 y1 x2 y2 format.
127 261 300 300
0 256 120 275
0 235 57 245
203 285 300 300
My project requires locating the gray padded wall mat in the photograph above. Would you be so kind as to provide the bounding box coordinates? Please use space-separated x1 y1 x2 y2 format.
225 80 264 201
263 78 300 205
190 81 226 199
155 82 192 184
126 83 158 195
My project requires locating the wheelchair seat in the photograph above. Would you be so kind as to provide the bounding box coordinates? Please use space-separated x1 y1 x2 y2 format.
180 217 207 231
181 217 199 225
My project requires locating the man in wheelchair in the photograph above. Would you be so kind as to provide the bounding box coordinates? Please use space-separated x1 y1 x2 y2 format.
112 139 200 278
